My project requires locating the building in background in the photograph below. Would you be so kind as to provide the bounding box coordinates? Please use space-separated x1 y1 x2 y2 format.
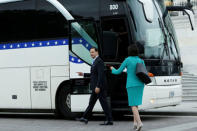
165 0 174 6
165 0 197 14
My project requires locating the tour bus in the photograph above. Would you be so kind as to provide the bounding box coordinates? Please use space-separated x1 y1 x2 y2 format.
0 0 194 118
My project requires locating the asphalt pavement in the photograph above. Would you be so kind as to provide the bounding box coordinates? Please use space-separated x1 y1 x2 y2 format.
0 105 197 131
142 102 197 116
0 102 196 131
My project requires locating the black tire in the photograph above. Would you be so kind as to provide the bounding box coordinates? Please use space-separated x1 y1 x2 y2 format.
56 84 77 119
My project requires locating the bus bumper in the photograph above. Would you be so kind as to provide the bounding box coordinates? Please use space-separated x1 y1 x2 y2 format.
139 84 182 110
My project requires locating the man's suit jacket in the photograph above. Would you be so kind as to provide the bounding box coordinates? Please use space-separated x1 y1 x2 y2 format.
84 56 106 91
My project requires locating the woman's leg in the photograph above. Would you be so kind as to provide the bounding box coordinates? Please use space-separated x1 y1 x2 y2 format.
132 106 138 129
131 106 142 125
131 106 137 123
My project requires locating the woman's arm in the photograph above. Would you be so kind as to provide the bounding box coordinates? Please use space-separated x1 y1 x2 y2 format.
142 60 146 67
111 58 128 75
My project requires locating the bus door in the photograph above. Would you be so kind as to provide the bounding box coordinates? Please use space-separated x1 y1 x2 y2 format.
100 17 131 62
68 19 99 78
68 19 103 112
100 16 132 109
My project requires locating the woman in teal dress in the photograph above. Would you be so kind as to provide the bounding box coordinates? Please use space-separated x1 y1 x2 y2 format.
110 44 145 131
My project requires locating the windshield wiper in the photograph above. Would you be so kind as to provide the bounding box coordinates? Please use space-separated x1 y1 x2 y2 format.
161 16 179 62
158 18 169 63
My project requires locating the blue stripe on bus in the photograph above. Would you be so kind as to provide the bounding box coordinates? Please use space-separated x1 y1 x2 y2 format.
0 38 93 64
0 39 68 50
0 38 93 50
69 55 84 64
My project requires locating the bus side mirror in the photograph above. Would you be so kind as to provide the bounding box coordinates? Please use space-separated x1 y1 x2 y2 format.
164 6 195 30
138 0 154 23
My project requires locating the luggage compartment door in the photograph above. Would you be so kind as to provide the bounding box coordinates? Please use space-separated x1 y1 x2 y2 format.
31 67 51 109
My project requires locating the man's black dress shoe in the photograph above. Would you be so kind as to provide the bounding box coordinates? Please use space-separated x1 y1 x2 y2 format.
75 117 88 124
100 121 113 125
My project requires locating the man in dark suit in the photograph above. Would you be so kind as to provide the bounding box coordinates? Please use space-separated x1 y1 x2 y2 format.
76 47 113 125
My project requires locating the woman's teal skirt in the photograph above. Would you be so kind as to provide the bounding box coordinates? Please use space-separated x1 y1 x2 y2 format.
127 86 144 106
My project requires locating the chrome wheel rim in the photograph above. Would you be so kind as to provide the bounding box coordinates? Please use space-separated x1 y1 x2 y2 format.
66 93 71 109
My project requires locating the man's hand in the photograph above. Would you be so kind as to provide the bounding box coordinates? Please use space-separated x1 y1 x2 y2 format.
95 87 100 94
77 72 84 76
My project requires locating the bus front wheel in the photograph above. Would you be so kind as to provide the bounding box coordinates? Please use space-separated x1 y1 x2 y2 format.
56 85 76 119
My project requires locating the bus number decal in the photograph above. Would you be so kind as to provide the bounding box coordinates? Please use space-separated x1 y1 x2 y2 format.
109 4 119 10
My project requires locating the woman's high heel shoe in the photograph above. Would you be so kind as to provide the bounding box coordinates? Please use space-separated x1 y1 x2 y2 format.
133 123 137 130
136 123 143 131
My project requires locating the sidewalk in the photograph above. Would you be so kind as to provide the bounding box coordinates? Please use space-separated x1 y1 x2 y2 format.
141 102 197 116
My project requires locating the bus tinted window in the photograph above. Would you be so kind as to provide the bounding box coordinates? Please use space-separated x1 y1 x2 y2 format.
0 0 69 44
0 0 35 10
36 0 69 40
0 0 36 43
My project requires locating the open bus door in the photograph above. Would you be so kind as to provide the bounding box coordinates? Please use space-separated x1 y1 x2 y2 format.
68 19 100 78
68 19 99 66
100 16 132 112
68 19 104 112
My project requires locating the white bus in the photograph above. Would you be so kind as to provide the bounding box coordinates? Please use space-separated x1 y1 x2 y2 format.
0 0 194 118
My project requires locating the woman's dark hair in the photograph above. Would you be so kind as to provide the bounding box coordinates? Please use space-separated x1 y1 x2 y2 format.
128 42 139 56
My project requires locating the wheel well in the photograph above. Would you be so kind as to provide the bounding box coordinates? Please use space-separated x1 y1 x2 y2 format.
55 80 71 112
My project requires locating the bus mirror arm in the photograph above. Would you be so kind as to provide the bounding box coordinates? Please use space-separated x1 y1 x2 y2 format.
184 9 195 30
163 6 195 30
164 6 191 18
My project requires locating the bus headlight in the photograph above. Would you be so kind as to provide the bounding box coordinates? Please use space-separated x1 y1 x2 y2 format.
150 99 155 104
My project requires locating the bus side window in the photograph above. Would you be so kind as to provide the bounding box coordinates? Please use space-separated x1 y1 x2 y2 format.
0 0 36 43
36 0 69 40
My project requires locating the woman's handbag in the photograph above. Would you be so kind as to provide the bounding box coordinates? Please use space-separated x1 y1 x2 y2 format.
136 63 151 84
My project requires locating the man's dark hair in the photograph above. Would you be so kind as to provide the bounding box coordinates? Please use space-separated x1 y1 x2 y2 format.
128 43 139 56
90 47 98 52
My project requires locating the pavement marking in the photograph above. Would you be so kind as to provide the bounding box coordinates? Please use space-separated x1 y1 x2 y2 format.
149 121 197 131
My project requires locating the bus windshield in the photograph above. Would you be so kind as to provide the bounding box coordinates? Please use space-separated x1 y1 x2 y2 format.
127 0 181 76
127 0 167 60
